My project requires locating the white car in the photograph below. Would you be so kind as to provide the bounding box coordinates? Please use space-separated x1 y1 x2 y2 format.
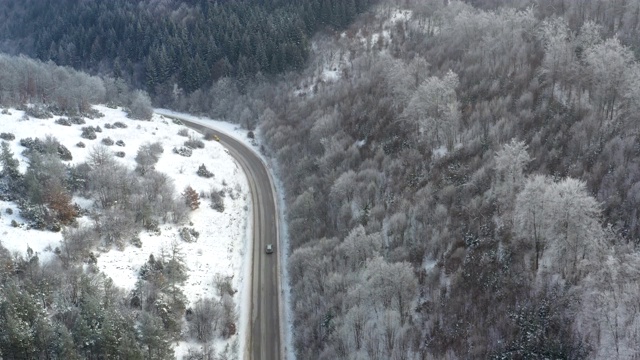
265 244 274 254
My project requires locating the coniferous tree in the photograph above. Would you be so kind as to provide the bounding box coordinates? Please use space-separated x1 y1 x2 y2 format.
182 186 200 210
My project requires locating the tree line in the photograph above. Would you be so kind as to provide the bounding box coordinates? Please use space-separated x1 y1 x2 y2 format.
0 0 379 96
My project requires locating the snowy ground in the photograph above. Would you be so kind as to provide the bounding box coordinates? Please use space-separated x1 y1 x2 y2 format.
0 105 253 359
155 109 296 360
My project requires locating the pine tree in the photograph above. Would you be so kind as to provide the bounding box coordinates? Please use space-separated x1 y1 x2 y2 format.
0 141 20 179
138 312 175 359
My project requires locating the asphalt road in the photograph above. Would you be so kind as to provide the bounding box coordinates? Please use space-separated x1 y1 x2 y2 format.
157 113 282 360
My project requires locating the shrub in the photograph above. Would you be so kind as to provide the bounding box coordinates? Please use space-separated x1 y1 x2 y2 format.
55 118 72 126
178 128 190 137
114 151 125 158
210 188 225 212
25 105 52 119
81 127 97 140
131 236 142 248
116 140 125 147
57 144 72 161
10 219 18 227
84 109 104 119
1 109 9 115
19 137 44 152
19 136 71 160
173 146 192 157
149 142 164 155
76 142 85 148
197 164 214 178
5 208 13 215
104 123 113 129
247 131 255 139
185 137 205 149
179 227 200 243
135 142 163 174
0 133 15 141
172 118 183 125
101 137 114 146
69 116 86 125
95 126 102 133
113 122 127 128
18 202 49 230
213 273 235 297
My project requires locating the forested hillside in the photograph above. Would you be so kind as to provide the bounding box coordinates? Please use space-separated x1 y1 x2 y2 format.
0 0 377 96
243 0 640 358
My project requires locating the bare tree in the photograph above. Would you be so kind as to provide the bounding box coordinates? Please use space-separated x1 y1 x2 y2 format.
189 298 223 342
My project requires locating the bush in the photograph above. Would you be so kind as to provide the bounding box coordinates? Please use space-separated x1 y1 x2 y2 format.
19 137 44 152
247 131 255 139
10 219 18 227
178 128 190 137
84 109 104 119
213 273 235 297
101 137 114 146
131 236 142 248
55 118 72 126
5 208 13 215
113 121 127 128
185 137 205 149
173 146 192 157
197 164 214 178
1 109 9 115
25 105 52 119
114 151 125 158
57 144 72 161
81 126 97 140
76 142 85 148
69 116 86 125
179 227 200 243
19 136 72 161
18 202 49 230
0 133 15 141
104 123 113 129
116 140 125 147
172 118 183 125
149 142 164 155
210 190 225 212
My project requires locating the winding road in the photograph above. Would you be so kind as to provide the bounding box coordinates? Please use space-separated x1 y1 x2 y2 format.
156 111 283 360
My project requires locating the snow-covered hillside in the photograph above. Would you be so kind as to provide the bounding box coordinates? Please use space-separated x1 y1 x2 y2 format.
0 105 252 359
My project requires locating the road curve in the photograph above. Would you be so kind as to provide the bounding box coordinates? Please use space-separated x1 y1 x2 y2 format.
157 112 282 360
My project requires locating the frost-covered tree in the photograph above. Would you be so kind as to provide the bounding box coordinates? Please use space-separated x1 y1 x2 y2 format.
127 90 153 120
405 70 460 150
545 178 603 279
585 38 635 122
538 17 575 100
364 257 417 325
514 175 553 273
495 139 531 209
